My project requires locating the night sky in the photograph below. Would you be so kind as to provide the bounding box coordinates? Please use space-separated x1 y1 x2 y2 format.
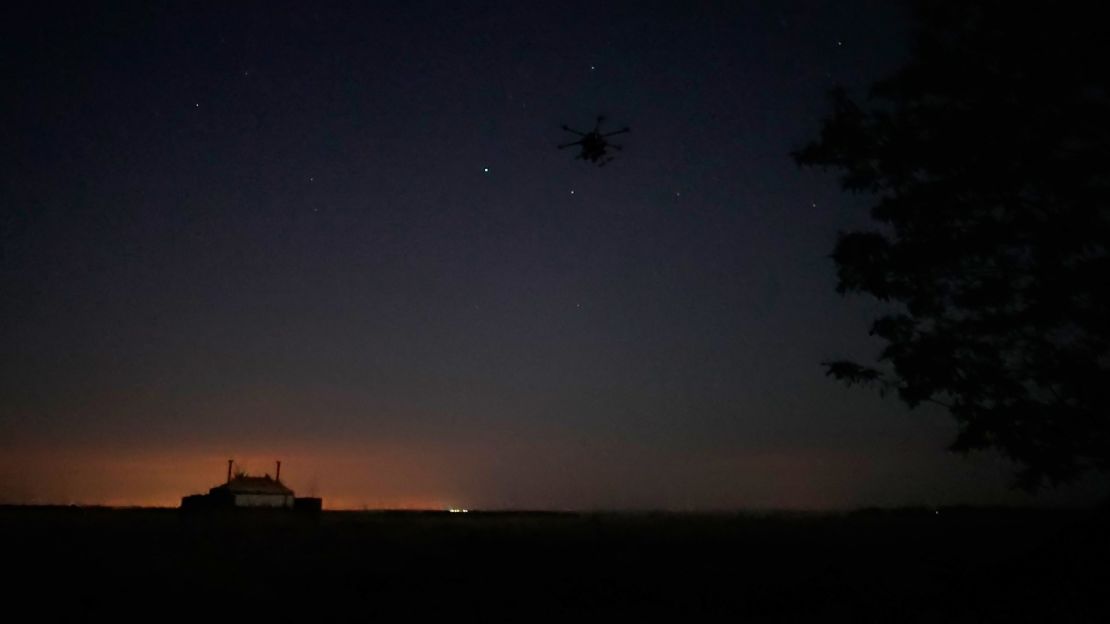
1 1 1097 509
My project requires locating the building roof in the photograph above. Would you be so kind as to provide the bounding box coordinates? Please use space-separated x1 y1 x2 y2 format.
210 475 294 496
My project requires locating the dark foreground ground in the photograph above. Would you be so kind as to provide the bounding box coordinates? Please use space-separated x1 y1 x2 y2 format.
3 505 1107 621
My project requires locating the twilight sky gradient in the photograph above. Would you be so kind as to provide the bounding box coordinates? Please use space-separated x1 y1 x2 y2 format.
2 1 1099 508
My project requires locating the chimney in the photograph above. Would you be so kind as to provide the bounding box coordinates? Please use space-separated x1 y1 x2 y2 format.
276 460 282 482
227 459 233 484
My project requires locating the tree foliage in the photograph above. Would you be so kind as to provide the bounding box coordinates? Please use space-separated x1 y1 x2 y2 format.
794 1 1110 489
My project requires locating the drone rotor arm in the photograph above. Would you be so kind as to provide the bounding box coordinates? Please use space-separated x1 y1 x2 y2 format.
602 127 630 137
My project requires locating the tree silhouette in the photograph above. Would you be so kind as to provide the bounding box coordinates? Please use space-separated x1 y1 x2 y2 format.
794 0 1109 490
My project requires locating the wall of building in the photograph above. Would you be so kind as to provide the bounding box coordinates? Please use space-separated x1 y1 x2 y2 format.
233 494 293 508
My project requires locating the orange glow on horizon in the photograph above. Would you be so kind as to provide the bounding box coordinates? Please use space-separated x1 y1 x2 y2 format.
0 436 1036 510
1 443 850 510
0 443 476 510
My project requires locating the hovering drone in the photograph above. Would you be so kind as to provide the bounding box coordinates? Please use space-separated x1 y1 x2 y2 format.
558 115 630 166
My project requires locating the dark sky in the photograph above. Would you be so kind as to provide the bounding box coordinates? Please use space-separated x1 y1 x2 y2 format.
1 1 1098 508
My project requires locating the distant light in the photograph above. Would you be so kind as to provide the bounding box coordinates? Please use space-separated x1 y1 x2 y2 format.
570 190 575 195
590 65 596 71
448 508 469 513
483 167 489 173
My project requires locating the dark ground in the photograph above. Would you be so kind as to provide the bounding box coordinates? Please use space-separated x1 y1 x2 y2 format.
3 505 1106 621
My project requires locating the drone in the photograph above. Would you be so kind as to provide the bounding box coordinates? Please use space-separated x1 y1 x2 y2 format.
558 115 630 166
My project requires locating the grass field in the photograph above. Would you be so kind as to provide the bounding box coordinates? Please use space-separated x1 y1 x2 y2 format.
3 505 1106 620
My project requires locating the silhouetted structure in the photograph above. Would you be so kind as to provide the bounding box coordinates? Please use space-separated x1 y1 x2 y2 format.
558 115 629 166
181 460 322 511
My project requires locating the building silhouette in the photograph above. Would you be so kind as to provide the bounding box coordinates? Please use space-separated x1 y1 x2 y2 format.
181 460 321 511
